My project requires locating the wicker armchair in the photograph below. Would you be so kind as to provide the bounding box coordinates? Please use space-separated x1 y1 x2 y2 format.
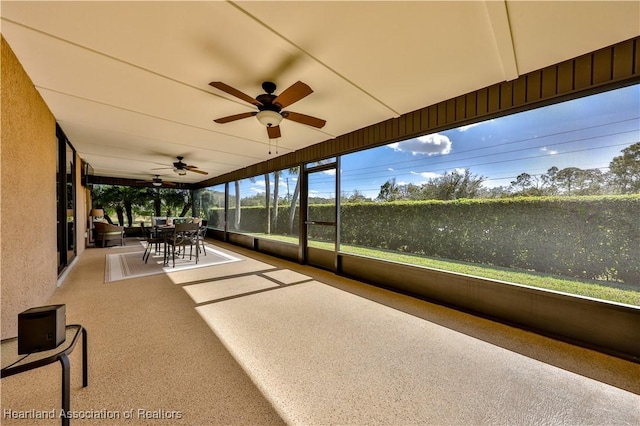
94 222 125 247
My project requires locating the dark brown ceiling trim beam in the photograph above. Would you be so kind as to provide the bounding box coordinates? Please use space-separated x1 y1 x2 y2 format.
195 36 640 189
88 175 193 190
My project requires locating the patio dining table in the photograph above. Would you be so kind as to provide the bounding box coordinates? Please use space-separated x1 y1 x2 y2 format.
152 225 174 235
139 224 175 263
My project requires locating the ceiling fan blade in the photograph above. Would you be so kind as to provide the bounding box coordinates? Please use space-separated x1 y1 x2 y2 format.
214 111 256 124
267 125 281 139
273 81 313 108
163 181 177 186
209 82 263 106
282 111 326 128
184 167 208 175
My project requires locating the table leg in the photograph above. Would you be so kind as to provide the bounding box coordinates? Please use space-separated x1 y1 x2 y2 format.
163 242 168 266
59 354 70 426
81 328 88 387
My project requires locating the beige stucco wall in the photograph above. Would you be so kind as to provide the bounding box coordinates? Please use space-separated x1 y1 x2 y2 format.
1 36 58 338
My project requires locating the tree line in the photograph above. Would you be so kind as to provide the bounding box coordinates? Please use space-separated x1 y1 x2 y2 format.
373 142 640 202
92 185 192 227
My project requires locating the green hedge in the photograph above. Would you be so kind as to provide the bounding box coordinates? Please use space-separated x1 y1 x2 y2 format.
209 195 640 284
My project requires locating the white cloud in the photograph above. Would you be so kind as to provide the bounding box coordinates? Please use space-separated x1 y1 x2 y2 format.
388 133 452 156
411 171 441 180
388 168 394 171
540 147 558 155
458 122 481 132
323 169 336 176
251 178 288 190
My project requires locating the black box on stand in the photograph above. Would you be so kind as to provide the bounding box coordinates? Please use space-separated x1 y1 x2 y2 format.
18 304 66 354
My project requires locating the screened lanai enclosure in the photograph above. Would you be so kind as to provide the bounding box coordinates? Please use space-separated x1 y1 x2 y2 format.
77 33 640 361
194 84 640 308
189 75 640 360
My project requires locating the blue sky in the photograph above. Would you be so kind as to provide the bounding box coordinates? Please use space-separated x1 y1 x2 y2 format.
237 84 639 200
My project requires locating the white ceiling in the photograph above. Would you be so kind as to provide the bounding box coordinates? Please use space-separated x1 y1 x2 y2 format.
2 1 639 185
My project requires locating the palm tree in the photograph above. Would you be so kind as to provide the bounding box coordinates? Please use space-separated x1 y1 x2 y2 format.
151 187 162 216
265 172 271 234
92 185 125 225
119 186 152 226
288 166 301 234
272 170 281 233
233 181 241 230
162 188 192 217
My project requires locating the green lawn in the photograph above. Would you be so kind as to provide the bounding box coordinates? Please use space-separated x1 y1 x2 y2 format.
248 233 640 306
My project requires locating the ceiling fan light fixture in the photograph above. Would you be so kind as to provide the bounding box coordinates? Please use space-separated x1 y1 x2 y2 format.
152 181 162 187
256 110 282 127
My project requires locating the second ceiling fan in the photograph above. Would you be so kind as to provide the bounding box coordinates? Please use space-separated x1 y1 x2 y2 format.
152 156 208 176
210 81 326 139
136 175 176 187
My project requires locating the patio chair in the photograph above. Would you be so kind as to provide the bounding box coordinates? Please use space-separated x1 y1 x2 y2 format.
140 222 165 263
152 217 166 226
163 222 200 267
198 220 208 256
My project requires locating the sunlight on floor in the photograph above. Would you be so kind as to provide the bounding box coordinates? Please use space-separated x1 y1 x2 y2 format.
188 275 640 425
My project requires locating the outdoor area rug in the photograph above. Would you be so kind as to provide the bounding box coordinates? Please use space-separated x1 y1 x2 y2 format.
105 245 242 282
